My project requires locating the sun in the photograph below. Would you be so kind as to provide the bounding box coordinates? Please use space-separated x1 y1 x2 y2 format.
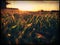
17 4 34 11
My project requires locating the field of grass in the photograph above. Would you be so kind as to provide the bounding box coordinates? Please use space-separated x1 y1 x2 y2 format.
1 10 59 44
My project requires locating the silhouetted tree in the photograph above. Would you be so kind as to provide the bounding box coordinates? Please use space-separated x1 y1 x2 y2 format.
1 0 9 8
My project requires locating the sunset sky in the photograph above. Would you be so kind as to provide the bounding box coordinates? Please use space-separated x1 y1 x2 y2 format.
6 1 59 11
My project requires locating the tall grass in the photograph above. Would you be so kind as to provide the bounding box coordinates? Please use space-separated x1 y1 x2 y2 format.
1 11 59 44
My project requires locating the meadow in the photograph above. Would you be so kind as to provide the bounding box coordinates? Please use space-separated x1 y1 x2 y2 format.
1 9 59 44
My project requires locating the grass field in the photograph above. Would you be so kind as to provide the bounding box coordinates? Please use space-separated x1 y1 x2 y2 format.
1 9 59 44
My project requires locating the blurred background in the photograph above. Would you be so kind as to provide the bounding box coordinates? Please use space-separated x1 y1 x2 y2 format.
1 0 59 45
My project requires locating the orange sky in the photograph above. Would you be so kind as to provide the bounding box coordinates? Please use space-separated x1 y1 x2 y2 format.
6 1 59 11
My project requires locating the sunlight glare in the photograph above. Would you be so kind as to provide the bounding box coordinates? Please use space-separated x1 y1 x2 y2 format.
6 1 59 11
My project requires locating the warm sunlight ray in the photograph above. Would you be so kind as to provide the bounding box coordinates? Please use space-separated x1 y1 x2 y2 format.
6 1 59 11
